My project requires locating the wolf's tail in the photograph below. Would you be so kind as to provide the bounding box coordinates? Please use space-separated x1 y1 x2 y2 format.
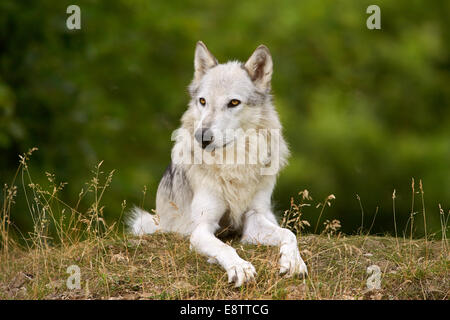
126 206 160 236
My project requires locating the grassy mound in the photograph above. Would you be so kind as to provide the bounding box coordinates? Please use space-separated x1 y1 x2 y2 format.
1 233 448 300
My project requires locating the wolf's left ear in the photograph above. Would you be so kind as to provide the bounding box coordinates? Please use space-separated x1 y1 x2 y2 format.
244 45 273 92
194 41 218 82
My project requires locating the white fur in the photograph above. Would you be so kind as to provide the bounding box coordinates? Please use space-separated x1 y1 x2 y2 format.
127 207 159 236
127 42 308 287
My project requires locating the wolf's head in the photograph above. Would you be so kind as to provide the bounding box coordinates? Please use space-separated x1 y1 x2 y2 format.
185 41 274 151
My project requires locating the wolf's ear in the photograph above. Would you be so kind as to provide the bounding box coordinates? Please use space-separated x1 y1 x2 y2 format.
194 41 218 82
244 45 273 92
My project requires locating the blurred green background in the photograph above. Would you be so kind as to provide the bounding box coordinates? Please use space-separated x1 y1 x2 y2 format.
1 0 449 237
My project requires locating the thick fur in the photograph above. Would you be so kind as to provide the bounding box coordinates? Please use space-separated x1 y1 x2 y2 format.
128 42 307 287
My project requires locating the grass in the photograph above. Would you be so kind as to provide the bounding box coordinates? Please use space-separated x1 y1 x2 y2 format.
0 149 449 300
1 233 448 300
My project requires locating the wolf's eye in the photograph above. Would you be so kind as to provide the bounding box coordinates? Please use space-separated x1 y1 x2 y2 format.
199 98 206 106
228 99 241 108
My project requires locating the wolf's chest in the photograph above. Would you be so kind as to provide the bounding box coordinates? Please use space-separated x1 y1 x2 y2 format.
214 166 262 221
193 163 261 202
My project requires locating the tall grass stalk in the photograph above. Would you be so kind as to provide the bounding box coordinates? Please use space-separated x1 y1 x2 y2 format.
392 189 400 251
419 180 428 264
314 194 335 234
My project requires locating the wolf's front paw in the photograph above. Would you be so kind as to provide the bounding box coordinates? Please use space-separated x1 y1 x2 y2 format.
226 259 256 287
279 243 308 278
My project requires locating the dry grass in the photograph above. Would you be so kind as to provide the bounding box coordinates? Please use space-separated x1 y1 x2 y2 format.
0 150 449 300
1 233 448 300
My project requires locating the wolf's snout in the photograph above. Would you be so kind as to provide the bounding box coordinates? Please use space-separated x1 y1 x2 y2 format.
195 128 214 149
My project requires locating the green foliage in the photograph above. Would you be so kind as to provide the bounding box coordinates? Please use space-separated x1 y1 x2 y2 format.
1 0 449 236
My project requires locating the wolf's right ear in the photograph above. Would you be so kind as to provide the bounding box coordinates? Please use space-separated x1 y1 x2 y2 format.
193 41 218 82
244 45 273 92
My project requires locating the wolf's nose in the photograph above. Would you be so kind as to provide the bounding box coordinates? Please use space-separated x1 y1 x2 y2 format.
195 128 214 149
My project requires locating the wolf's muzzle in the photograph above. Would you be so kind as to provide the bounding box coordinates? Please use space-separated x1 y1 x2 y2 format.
195 128 214 149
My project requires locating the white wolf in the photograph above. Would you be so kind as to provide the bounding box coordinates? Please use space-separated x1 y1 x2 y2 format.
127 41 308 287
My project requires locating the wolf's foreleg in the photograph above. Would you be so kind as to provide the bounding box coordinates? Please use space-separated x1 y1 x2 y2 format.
241 209 308 277
189 191 256 287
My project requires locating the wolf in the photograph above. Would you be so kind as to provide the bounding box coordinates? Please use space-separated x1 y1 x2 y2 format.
127 41 308 287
